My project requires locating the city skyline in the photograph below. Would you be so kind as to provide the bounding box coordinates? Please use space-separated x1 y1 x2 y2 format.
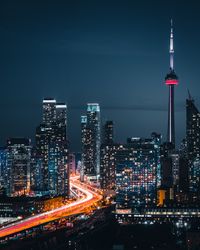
1 1 200 151
2 2 200 249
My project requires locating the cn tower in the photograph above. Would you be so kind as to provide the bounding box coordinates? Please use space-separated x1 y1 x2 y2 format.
165 20 179 147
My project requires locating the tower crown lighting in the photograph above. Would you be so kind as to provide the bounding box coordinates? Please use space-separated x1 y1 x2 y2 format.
165 19 178 86
165 69 179 85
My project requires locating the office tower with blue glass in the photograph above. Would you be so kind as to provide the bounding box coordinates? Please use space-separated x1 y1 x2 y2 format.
35 98 69 196
6 138 32 197
81 103 100 181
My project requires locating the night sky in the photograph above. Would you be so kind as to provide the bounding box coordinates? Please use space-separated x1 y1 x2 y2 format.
1 0 200 151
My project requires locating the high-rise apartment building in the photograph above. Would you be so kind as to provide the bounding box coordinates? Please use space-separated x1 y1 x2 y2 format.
186 95 200 196
42 98 57 125
35 123 52 192
100 121 115 191
186 96 200 161
0 147 6 189
30 147 43 191
6 138 31 197
189 158 200 194
116 134 160 210
69 153 76 175
171 152 180 188
103 121 114 145
55 103 68 196
81 115 91 181
35 98 69 196
81 103 100 180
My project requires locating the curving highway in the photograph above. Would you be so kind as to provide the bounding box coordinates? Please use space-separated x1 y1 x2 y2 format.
0 176 102 238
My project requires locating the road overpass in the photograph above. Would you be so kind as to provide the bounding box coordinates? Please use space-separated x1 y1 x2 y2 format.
0 176 102 238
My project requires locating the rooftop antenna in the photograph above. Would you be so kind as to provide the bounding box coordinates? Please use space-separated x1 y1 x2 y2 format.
170 18 174 70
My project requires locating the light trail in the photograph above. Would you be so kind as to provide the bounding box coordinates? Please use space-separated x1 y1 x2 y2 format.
0 176 102 238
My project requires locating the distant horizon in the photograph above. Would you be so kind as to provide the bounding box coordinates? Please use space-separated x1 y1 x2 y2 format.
0 96 192 151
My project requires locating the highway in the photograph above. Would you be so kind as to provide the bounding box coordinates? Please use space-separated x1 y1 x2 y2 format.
0 176 102 238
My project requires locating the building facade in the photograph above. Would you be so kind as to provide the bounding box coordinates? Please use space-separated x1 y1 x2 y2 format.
116 134 161 211
186 96 200 197
100 121 116 191
6 138 31 197
81 103 100 181
35 98 69 196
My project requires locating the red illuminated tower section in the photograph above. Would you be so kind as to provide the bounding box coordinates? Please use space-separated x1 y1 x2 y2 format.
165 20 178 146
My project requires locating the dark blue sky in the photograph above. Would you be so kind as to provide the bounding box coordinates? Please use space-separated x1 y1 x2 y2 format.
1 0 200 151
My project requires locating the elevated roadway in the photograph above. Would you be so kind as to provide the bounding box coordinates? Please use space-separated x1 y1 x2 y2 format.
0 176 102 238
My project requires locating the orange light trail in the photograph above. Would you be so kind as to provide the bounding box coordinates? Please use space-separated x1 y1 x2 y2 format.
0 176 102 238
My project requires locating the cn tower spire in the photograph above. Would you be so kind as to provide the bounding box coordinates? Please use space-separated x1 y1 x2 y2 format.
165 19 179 147
170 19 174 70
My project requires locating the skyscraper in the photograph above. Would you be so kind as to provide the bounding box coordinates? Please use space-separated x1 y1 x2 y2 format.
35 123 51 192
186 94 200 195
81 115 88 181
171 152 180 188
103 121 114 145
55 103 69 196
69 153 76 175
179 156 189 194
87 103 101 178
6 138 32 197
115 135 160 210
81 103 100 180
56 103 67 134
186 95 200 161
165 20 179 147
152 132 162 187
160 142 173 189
100 121 115 191
0 147 6 189
35 98 58 192
30 147 43 191
189 158 200 194
42 98 57 125
35 98 69 196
